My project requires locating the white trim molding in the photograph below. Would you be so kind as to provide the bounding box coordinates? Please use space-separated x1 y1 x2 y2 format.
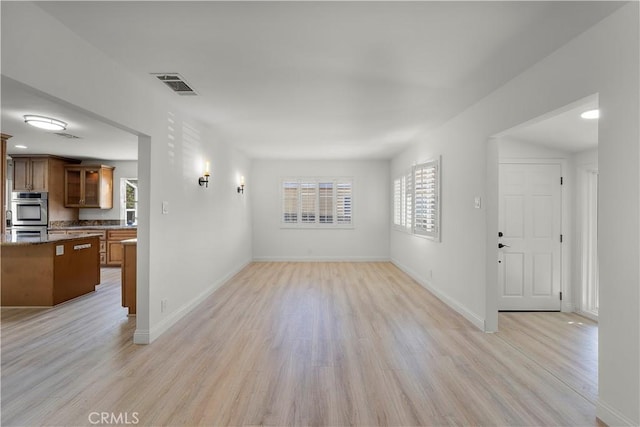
597 399 638 427
133 258 252 344
391 258 485 331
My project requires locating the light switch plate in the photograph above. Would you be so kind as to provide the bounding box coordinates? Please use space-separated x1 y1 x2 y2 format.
56 245 64 256
474 196 482 209
162 201 169 215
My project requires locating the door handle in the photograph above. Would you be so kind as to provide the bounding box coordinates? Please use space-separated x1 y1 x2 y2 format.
498 243 510 249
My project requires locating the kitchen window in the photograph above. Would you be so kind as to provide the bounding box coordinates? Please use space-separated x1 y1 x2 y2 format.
120 178 138 226
281 178 353 227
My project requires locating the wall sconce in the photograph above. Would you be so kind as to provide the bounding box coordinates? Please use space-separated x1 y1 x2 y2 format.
199 161 210 188
237 176 245 194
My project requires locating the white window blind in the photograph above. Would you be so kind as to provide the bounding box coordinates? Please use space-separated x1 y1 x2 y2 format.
281 178 353 227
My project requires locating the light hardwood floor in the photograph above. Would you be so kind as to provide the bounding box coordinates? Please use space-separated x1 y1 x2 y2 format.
2 262 598 426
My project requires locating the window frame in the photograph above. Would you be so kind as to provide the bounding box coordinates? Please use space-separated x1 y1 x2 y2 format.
280 177 354 229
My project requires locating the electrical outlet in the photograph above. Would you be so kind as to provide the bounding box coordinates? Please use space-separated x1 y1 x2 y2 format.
161 299 167 313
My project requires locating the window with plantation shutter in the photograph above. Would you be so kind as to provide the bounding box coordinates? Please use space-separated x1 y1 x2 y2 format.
300 182 317 223
405 171 413 232
283 182 299 223
413 159 440 240
281 178 353 228
393 178 402 227
392 158 441 241
336 182 352 224
318 182 333 223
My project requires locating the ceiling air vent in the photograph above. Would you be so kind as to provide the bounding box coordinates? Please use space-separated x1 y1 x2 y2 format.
54 132 81 139
151 73 197 96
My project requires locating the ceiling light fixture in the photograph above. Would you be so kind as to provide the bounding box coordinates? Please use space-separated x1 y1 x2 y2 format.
24 115 67 131
14 144 27 149
580 109 600 120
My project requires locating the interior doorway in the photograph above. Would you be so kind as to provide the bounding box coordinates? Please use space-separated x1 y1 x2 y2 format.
492 94 599 317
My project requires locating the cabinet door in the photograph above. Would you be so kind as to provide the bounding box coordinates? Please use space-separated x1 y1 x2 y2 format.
82 169 101 207
30 158 49 192
65 168 82 206
12 158 30 191
107 241 125 265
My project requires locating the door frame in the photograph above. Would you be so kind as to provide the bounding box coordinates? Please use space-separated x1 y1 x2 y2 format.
498 157 572 313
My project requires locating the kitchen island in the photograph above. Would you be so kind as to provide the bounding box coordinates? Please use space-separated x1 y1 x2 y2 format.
1 233 101 306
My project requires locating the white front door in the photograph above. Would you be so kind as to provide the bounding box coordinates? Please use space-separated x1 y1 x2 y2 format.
498 163 562 311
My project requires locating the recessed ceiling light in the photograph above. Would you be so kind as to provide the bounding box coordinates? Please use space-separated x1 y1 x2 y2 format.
14 144 28 149
580 109 600 120
24 115 67 131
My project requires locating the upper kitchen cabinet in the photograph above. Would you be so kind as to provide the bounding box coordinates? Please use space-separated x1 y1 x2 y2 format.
64 165 114 209
13 157 49 192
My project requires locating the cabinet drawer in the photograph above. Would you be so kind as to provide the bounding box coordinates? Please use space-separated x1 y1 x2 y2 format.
107 229 137 241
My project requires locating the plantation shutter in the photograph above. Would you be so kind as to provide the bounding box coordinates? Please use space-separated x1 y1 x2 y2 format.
413 160 439 239
283 182 299 223
393 178 402 226
405 170 413 232
336 182 352 225
300 182 317 223
319 182 334 223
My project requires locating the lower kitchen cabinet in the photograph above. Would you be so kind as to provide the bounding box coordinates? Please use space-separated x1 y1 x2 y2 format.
49 228 136 266
66 230 107 265
106 229 137 266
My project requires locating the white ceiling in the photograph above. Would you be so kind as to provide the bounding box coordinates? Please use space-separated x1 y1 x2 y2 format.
504 97 599 153
3 1 621 160
2 77 138 160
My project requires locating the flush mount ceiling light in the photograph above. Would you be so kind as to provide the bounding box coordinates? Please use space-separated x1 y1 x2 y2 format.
580 109 600 120
24 115 67 131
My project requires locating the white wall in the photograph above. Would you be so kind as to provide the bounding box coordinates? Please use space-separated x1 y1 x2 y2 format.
252 159 389 261
391 4 638 425
79 160 137 221
1 2 253 344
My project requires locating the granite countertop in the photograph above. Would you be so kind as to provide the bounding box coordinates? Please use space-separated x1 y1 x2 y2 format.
121 238 137 245
1 233 103 246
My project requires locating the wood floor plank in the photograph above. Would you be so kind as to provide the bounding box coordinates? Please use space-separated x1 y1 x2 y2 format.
2 262 599 426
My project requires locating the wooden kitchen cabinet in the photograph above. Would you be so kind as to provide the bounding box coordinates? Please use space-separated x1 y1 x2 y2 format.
64 165 114 209
121 239 137 315
12 157 50 192
106 229 137 266
67 229 107 265
11 155 80 222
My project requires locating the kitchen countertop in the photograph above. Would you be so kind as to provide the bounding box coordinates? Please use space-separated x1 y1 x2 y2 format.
49 225 137 231
121 238 137 245
1 233 103 246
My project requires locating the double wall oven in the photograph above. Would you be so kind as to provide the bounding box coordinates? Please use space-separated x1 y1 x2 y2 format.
10 192 48 238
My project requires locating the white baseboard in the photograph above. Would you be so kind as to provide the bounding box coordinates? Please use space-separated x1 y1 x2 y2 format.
252 256 391 262
597 399 638 427
133 258 252 345
390 258 485 331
